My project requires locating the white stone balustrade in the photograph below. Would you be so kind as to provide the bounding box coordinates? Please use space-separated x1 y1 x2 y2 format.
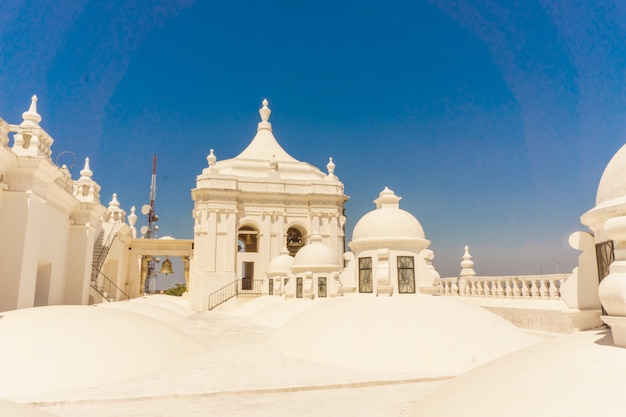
440 274 569 300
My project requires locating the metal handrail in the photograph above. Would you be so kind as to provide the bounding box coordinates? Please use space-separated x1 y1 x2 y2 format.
94 220 119 271
90 281 110 301
91 264 130 301
208 279 264 310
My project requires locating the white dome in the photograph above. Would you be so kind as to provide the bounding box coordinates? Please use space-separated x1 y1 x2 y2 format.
267 247 295 274
352 187 425 241
596 143 626 205
293 233 339 268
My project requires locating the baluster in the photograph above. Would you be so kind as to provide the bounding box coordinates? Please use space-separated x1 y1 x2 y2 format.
554 278 562 298
510 278 518 297
451 279 459 295
548 278 559 298
476 280 484 296
495 280 504 297
483 279 491 297
530 280 540 297
521 278 530 297
539 279 548 298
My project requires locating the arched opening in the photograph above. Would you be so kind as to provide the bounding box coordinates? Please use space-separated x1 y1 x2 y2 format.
286 227 304 256
238 226 258 252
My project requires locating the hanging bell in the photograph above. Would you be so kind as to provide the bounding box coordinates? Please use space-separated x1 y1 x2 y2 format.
159 256 174 275
245 233 253 245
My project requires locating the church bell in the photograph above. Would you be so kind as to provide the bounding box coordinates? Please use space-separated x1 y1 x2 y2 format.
159 256 174 275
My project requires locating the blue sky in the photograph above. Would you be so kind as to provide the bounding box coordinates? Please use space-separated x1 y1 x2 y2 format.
2 0 626 277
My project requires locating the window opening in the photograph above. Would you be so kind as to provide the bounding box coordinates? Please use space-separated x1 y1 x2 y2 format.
397 256 416 293
318 277 327 297
296 277 303 298
359 257 373 293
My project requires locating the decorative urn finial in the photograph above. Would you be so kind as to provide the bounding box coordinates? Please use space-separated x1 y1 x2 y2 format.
258 99 272 131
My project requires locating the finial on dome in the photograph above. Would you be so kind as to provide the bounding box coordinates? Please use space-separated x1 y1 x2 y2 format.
258 99 272 131
109 193 120 209
310 231 322 243
21 95 42 126
80 157 93 179
207 148 216 167
374 186 401 209
460 245 476 277
327 157 335 175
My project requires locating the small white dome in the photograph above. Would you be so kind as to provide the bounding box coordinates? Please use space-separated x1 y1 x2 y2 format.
352 187 425 241
293 233 339 267
596 144 626 205
267 247 295 274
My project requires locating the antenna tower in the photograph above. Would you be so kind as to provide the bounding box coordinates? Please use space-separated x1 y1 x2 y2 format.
142 154 159 293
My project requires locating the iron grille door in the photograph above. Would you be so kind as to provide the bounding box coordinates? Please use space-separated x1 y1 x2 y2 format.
397 256 416 293
318 277 327 297
296 277 303 298
269 278 273 295
596 240 615 282
359 257 373 293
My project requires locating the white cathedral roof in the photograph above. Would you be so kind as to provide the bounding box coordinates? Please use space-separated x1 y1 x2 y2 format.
203 100 335 182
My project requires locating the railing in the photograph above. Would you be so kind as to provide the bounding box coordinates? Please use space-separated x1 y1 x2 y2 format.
440 274 569 300
90 266 130 302
208 279 264 310
94 222 119 271
89 220 130 302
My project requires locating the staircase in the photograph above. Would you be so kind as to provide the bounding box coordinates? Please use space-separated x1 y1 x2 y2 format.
90 221 129 302
208 279 263 310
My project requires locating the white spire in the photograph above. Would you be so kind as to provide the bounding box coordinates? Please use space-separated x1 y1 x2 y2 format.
258 98 272 131
79 157 93 180
128 206 138 238
327 157 335 176
21 95 42 126
109 193 120 209
207 148 216 167
460 245 476 277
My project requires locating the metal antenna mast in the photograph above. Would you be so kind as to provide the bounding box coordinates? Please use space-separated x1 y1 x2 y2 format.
141 154 159 293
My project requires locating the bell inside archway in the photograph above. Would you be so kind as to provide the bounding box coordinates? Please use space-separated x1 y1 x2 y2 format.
159 256 174 275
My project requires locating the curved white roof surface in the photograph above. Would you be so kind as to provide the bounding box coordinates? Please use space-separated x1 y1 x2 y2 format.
269 296 538 375
410 329 623 417
0 305 203 399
